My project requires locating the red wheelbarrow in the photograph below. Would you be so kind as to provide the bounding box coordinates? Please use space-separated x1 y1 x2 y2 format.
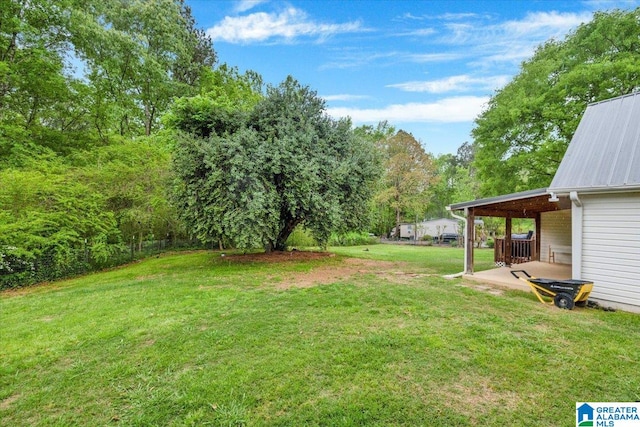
510 270 593 310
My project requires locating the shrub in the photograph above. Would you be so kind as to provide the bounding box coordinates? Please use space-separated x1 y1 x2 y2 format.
285 227 318 248
0 246 36 290
329 232 378 247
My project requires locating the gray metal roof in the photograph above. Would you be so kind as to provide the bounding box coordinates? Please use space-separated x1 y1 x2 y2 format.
549 92 640 193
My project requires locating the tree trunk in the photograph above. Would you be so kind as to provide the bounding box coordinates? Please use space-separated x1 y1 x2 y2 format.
273 218 301 251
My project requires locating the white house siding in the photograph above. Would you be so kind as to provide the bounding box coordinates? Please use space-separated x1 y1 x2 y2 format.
581 192 640 309
393 219 461 240
420 219 460 238
540 209 572 264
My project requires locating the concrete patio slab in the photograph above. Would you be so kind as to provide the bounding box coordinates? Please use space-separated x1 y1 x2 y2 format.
464 261 572 292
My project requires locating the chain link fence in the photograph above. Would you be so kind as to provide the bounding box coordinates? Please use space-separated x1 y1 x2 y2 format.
0 239 205 290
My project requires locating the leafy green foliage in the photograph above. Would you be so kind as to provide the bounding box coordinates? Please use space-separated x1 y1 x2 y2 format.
428 142 479 217
163 66 261 140
0 1 221 286
375 130 436 237
473 8 640 196
328 231 377 247
0 159 121 287
70 0 216 137
354 122 397 236
71 137 179 245
284 226 318 248
172 77 381 251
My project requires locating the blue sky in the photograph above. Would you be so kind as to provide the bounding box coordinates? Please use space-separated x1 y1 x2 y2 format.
187 0 639 155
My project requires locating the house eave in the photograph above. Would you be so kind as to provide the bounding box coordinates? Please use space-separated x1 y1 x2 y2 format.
447 188 549 212
548 185 640 196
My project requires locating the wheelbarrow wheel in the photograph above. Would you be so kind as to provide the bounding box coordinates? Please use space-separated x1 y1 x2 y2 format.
554 292 575 310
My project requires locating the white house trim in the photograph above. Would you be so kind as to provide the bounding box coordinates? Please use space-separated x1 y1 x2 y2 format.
570 191 583 280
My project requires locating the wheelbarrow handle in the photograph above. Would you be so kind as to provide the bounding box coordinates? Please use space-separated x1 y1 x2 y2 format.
510 270 532 279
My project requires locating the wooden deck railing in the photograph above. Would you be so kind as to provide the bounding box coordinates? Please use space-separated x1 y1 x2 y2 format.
494 238 536 265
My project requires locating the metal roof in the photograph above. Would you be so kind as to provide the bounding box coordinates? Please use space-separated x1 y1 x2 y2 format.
549 92 640 193
447 188 571 218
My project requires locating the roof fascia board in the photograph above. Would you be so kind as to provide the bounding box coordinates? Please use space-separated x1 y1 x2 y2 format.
549 185 640 195
447 188 548 211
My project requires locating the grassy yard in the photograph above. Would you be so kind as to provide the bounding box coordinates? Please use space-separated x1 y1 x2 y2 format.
329 244 496 274
1 246 639 426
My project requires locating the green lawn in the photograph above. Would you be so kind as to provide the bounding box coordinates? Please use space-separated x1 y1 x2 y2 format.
329 244 495 274
1 246 639 426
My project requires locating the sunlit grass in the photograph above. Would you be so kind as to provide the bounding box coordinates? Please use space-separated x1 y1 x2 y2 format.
329 244 495 274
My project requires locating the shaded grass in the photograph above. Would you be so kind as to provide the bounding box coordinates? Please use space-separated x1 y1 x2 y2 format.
1 250 639 426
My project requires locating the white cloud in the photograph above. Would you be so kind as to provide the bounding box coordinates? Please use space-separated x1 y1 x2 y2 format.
319 50 401 70
234 0 267 13
500 11 591 39
207 7 364 43
444 11 591 44
399 28 437 37
320 50 462 71
322 94 371 102
406 53 464 63
326 96 489 124
398 12 482 21
440 11 592 67
388 75 511 93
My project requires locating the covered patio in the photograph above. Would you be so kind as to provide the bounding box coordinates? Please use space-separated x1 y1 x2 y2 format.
447 188 572 274
465 261 572 292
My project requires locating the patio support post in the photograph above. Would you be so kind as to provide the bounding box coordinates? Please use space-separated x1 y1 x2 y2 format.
466 207 475 274
535 212 542 261
505 215 512 266
570 191 583 279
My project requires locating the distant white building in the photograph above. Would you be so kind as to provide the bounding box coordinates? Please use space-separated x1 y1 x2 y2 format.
391 218 463 240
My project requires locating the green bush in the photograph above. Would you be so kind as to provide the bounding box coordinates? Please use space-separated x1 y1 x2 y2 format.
285 227 318 248
0 246 36 289
329 232 378 247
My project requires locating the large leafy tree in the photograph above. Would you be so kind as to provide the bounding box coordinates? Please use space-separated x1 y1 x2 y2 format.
0 0 87 159
72 137 179 250
70 0 216 137
473 8 640 196
375 130 436 238
354 121 396 236
172 76 381 251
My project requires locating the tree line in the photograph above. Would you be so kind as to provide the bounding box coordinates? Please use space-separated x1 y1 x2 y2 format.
2 1 639 287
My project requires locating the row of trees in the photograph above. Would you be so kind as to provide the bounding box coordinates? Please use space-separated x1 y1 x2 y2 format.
0 0 216 285
2 2 640 286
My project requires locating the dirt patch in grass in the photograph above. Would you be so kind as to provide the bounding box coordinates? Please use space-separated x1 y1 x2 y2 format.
459 282 505 296
0 393 20 410
441 374 521 423
1 282 64 298
266 257 434 289
223 250 336 263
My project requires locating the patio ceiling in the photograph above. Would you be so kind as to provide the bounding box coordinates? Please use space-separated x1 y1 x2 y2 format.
448 188 571 218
